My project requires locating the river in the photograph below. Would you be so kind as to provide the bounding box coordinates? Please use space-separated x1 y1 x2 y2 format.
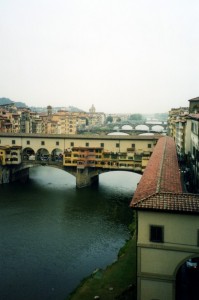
0 166 141 300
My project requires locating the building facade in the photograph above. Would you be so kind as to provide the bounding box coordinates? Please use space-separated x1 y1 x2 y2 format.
131 136 199 300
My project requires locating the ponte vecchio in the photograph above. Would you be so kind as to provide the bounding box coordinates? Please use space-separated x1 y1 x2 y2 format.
0 133 159 188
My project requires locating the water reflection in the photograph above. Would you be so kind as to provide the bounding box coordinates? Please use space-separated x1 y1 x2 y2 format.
0 167 141 300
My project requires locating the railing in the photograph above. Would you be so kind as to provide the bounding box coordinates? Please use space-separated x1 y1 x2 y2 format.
22 158 63 166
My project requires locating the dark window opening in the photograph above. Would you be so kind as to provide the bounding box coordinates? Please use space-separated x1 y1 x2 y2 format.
150 225 164 243
197 230 199 247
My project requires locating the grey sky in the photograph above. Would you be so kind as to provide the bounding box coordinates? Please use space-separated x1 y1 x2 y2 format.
0 0 199 113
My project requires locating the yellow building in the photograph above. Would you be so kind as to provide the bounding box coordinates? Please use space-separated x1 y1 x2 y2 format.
0 146 6 165
0 146 22 165
63 144 152 172
46 111 77 134
131 136 199 300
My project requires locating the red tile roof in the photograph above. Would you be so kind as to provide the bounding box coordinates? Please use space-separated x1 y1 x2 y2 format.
131 193 199 214
130 136 199 214
189 114 199 120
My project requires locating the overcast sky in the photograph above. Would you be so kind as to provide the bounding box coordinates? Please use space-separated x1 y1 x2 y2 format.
0 0 199 114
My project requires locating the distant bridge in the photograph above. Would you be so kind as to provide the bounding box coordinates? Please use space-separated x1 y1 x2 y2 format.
118 121 167 132
85 121 168 135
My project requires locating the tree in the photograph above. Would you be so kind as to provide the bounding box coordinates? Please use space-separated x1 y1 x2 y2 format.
116 117 121 122
106 115 113 123
129 114 143 121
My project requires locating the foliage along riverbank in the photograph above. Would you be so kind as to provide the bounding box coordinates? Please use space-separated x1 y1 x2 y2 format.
67 223 137 300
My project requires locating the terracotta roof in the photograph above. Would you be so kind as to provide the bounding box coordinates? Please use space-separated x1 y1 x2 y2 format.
188 114 199 120
131 193 199 214
130 136 199 214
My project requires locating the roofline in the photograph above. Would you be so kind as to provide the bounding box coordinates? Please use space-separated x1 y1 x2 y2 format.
0 132 161 141
188 97 199 102
131 206 199 215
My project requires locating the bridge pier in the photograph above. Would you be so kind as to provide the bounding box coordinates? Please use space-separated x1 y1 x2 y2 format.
0 165 29 184
76 167 99 188
0 166 10 184
11 167 29 183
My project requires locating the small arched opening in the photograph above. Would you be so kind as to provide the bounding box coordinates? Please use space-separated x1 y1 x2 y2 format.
51 148 63 161
36 148 50 161
22 147 35 160
175 256 199 300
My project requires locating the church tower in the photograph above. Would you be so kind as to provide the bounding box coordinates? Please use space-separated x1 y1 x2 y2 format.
89 104 96 113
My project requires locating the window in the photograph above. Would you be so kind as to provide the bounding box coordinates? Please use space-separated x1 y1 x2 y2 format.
70 142 74 147
116 143 119 148
12 140 15 145
56 141 59 146
41 141 45 146
86 142 89 147
27 141 30 145
191 121 198 135
197 230 199 247
100 143 104 147
150 225 164 243
148 144 152 148
132 143 135 148
193 146 196 158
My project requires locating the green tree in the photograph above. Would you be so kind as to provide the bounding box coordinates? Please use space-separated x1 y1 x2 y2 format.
106 115 113 123
129 113 143 121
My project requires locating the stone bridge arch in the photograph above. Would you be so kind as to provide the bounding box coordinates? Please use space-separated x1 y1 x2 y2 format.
20 163 143 188
18 162 77 180
151 125 164 132
135 124 150 131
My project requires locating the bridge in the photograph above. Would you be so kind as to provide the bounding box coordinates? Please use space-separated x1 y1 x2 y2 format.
119 121 167 133
85 120 168 135
109 119 167 128
0 132 160 188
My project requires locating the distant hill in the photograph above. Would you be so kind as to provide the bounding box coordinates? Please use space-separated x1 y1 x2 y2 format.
0 98 84 112
67 106 85 112
30 106 85 113
0 97 27 108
